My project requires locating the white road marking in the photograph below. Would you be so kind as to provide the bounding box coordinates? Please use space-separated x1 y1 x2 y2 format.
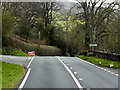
19 57 35 89
67 64 69 65
111 72 114 74
79 78 83 81
28 57 31 60
74 72 77 75
97 67 101 69
56 56 83 89
96 66 98 68
115 74 119 76
104 69 107 71
79 58 119 77
70 67 73 70
27 57 34 68
107 71 110 73
19 68 31 89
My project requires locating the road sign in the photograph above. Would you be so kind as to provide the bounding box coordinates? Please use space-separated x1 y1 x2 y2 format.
89 44 97 46
28 51 35 55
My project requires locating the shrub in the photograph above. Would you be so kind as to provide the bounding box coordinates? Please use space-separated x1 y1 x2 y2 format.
2 48 28 56
65 52 70 57
5 36 62 56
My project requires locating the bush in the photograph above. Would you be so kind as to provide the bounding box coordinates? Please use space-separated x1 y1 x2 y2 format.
5 36 62 56
65 52 70 57
78 55 120 69
87 52 94 57
2 48 28 56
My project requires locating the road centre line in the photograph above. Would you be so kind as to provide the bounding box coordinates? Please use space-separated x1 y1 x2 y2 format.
19 68 31 89
56 56 83 89
27 57 34 68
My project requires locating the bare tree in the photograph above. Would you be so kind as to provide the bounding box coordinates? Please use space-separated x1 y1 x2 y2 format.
76 0 119 50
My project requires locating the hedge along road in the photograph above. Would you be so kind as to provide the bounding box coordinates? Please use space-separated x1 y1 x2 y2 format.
1 55 119 89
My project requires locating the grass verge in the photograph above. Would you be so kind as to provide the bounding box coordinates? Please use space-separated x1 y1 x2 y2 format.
2 48 35 56
2 61 25 88
78 55 120 69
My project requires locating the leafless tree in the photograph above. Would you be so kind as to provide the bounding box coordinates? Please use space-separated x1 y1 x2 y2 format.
76 0 119 50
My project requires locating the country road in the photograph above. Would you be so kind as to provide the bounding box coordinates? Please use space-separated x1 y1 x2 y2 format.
1 55 119 90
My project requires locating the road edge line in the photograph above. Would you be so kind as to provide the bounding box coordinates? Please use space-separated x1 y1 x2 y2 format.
27 57 34 68
19 68 31 88
28 57 31 60
18 57 34 89
56 56 83 89
78 58 119 77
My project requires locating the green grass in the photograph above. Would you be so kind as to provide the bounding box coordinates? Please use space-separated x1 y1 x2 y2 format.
2 61 25 88
78 55 120 69
2 48 35 56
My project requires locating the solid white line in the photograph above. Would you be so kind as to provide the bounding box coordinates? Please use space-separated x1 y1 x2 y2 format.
56 56 82 89
28 57 31 60
19 68 31 88
27 57 34 68
79 58 120 77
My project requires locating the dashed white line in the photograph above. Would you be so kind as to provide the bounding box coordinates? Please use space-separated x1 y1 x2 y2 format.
74 72 77 75
104 69 107 71
100 68 103 70
27 57 34 68
115 74 119 76
107 71 110 73
96 66 98 68
110 72 114 74
79 78 83 81
78 58 119 77
56 56 83 89
19 68 31 88
70 67 73 70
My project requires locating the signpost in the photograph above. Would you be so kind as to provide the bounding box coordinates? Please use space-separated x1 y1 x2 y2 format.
28 51 35 55
89 44 97 47
89 44 97 52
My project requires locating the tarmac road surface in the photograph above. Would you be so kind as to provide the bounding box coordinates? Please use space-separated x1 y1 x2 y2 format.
1 55 119 89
